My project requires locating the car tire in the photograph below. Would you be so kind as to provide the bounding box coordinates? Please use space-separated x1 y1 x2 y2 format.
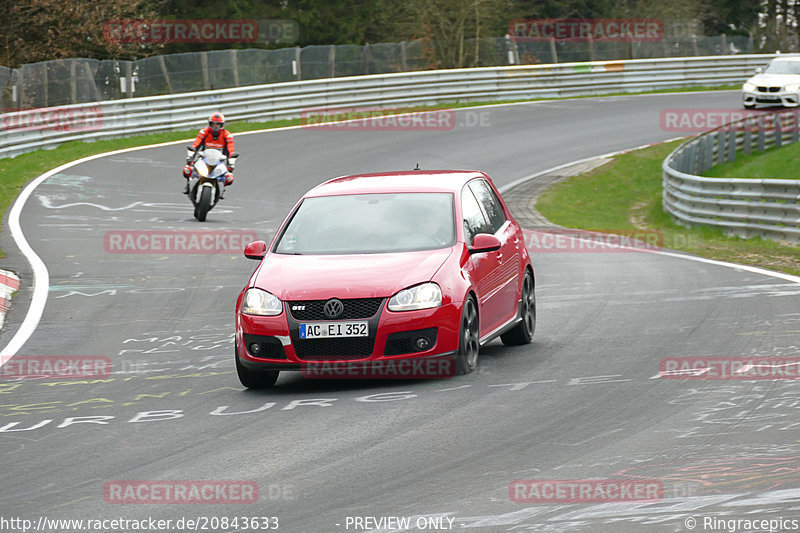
235 344 279 388
501 271 535 346
455 297 480 375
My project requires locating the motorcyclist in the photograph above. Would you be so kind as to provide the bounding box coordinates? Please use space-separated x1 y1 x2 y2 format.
183 112 236 196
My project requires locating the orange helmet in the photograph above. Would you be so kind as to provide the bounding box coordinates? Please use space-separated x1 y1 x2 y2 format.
208 112 225 128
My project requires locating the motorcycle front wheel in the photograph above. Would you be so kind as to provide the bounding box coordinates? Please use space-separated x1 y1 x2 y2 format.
196 186 212 222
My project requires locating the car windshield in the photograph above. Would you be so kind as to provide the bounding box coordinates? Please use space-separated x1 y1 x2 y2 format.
274 192 456 254
764 61 800 75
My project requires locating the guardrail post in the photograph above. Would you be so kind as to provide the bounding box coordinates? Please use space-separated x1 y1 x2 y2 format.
17 68 23 109
70 61 77 104
720 34 728 54
201 52 211 90
775 113 783 147
704 135 714 171
686 143 697 174
158 55 173 93
793 111 799 143
727 128 736 162
231 49 240 87
329 45 336 78
549 38 558 63
400 41 407 71
588 36 596 61
125 61 133 98
757 115 766 152
363 43 371 75
42 64 48 108
743 117 752 155
294 46 301 80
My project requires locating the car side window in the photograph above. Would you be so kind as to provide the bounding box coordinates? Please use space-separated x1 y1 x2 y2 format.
469 179 507 234
461 187 491 246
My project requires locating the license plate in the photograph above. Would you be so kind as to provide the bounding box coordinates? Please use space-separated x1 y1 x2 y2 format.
299 322 368 339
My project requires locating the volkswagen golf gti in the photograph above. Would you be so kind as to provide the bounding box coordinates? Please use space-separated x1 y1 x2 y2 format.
234 170 535 388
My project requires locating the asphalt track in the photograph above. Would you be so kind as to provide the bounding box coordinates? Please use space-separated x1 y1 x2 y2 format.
2 91 800 533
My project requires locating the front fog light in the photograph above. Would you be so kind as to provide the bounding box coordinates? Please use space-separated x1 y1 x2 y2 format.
250 343 262 355
415 337 431 350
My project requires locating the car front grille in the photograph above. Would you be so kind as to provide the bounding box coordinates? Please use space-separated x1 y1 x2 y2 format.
292 337 375 360
288 298 384 321
757 86 781 93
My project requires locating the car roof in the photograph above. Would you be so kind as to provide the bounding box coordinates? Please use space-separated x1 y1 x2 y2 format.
305 170 491 197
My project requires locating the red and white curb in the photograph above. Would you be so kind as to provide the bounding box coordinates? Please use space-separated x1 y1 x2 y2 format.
0 269 20 330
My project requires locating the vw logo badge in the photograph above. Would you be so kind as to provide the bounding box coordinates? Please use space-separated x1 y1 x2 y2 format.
323 298 344 319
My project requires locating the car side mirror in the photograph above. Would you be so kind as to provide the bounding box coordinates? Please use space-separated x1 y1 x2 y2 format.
244 240 267 260
469 233 501 254
755 67 764 74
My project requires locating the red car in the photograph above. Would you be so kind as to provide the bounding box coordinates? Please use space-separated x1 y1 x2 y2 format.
235 170 535 388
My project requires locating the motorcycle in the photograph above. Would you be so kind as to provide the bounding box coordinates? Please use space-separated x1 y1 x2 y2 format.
185 146 238 222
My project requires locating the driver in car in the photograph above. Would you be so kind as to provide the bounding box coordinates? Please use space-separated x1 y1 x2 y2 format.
183 112 236 194
397 205 450 248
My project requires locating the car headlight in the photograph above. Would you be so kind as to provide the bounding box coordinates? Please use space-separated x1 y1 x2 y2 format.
242 288 283 316
388 282 442 311
742 82 756 92
785 84 800 93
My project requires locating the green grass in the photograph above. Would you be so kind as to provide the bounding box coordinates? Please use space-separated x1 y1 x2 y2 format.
0 85 739 260
706 140 800 179
536 140 800 275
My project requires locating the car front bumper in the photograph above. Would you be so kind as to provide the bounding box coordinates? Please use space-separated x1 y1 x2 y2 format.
236 301 462 377
743 90 800 107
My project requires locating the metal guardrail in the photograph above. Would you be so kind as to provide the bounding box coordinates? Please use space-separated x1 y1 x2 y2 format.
0 54 776 160
662 111 800 243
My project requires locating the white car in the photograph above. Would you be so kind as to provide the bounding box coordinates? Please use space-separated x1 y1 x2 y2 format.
743 56 800 108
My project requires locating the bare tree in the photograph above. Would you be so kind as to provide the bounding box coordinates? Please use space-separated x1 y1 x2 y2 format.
408 0 510 69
